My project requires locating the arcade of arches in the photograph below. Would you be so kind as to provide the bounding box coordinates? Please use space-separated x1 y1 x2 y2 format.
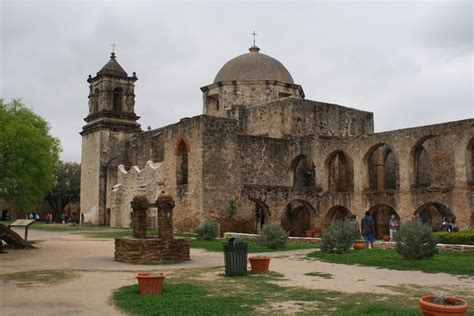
245 199 457 239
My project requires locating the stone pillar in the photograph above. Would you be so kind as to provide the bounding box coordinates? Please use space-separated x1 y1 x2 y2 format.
131 195 148 239
156 191 175 240
377 163 385 191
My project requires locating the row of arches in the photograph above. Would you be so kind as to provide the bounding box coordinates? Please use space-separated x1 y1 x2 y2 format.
250 199 456 238
292 137 474 192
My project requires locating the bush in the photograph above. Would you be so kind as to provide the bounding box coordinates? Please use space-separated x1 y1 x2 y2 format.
256 224 289 249
321 220 359 254
194 220 219 240
394 223 439 260
434 231 474 245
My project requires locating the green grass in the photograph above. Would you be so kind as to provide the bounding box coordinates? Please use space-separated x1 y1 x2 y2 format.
113 267 422 315
308 249 474 276
191 238 318 253
304 271 334 279
0 270 77 287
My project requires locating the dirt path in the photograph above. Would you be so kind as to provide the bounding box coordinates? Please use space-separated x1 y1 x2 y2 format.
1 229 473 315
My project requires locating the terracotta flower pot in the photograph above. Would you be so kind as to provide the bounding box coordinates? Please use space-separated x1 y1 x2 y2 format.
352 240 367 250
419 295 469 316
383 235 390 242
136 272 166 296
249 256 271 274
304 230 313 238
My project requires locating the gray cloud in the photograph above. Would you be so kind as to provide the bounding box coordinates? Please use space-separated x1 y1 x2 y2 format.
1 0 472 162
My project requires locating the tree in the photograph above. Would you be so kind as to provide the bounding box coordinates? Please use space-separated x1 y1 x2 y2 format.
0 100 61 211
45 161 80 220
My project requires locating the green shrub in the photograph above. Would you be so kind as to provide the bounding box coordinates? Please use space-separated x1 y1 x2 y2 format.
194 220 219 240
321 220 359 254
256 224 289 249
394 223 439 260
434 231 474 245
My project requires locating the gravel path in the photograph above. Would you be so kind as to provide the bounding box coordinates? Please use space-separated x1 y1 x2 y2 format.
1 229 472 315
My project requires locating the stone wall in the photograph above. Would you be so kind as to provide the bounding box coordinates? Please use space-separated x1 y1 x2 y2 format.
237 98 374 138
201 80 304 117
110 161 163 227
114 237 191 264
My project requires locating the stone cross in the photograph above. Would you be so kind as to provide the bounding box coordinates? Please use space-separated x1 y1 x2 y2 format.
251 31 257 46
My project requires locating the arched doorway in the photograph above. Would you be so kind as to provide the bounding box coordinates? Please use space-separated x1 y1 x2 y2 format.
368 204 399 239
281 200 314 237
290 155 315 187
365 143 399 191
250 199 271 233
326 150 353 192
412 136 436 188
415 202 454 229
175 137 190 185
324 205 353 227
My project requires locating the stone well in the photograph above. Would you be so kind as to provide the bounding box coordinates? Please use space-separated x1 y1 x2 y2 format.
114 192 190 264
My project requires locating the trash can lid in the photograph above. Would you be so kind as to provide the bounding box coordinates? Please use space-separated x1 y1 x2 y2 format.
228 236 247 243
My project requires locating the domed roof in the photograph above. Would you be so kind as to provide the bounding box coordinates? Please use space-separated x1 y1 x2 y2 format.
213 46 294 84
97 53 128 77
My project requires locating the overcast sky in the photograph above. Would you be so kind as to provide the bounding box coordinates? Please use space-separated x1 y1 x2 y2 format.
1 0 472 162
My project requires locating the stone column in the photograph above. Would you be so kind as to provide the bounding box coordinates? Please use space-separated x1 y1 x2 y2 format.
131 195 148 239
156 191 175 240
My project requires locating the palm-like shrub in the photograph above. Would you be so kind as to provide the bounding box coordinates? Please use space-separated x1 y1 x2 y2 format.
394 223 439 260
194 220 219 240
321 220 359 254
256 224 289 249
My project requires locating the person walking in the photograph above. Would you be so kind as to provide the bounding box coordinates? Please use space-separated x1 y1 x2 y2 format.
361 211 376 249
388 214 399 241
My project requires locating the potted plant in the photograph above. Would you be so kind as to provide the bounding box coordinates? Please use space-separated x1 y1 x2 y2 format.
304 230 313 238
419 292 469 316
352 240 367 250
136 272 166 296
249 255 271 274
382 234 390 242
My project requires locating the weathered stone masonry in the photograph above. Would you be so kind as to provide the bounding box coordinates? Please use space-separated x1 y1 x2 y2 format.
80 46 474 237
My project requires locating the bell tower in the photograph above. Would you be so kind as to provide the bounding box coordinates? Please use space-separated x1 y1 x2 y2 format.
80 52 141 225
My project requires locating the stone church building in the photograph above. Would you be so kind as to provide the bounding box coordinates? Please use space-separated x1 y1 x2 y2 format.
80 45 474 237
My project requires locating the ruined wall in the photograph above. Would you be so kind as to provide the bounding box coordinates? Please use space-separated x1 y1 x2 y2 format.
110 161 164 227
229 119 473 233
236 98 374 138
126 129 165 167
314 119 474 230
153 117 205 233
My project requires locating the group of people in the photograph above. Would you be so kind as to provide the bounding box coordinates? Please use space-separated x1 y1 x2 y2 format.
44 212 54 224
441 218 460 232
25 212 40 221
359 212 461 249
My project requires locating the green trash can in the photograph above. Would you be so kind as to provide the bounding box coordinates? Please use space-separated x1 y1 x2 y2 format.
223 236 248 276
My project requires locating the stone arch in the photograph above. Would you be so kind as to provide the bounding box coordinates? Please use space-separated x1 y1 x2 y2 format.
326 150 353 192
415 202 454 228
281 200 315 237
412 135 436 188
175 137 189 185
365 143 399 191
467 138 474 185
290 155 315 187
368 204 399 239
113 87 124 112
249 198 271 233
324 205 353 227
